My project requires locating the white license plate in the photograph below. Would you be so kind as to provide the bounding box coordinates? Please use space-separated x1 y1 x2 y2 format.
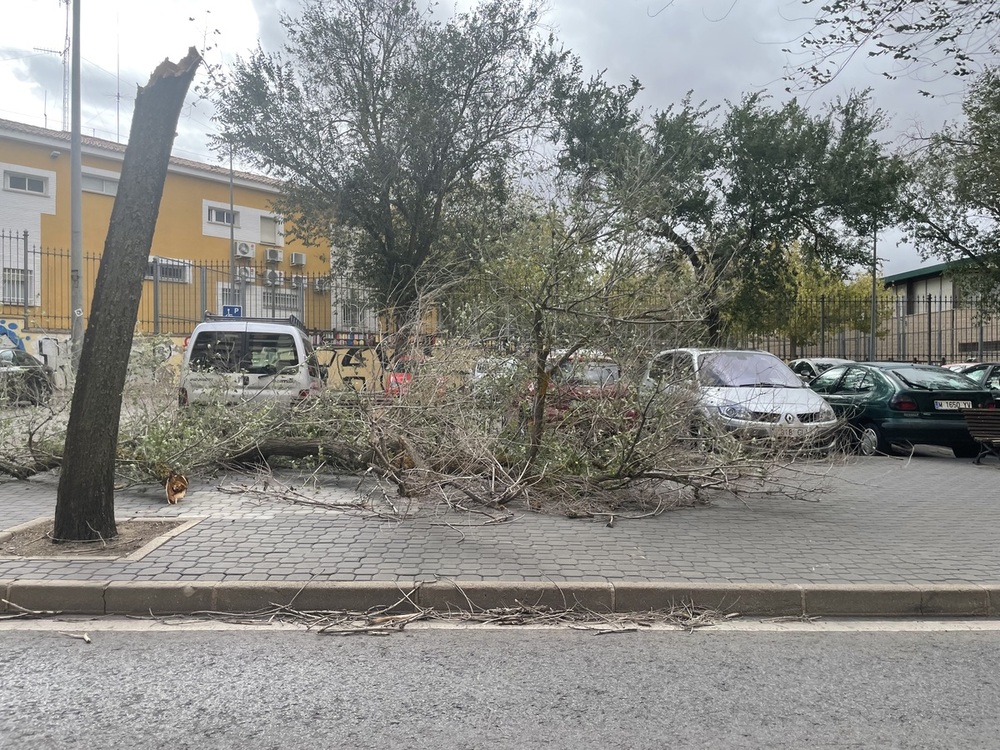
934 400 972 410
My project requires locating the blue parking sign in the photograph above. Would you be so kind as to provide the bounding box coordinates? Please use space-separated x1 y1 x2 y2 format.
221 305 242 317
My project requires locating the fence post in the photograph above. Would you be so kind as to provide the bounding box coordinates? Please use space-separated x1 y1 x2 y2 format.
897 297 906 362
926 294 933 364
152 258 161 335
950 300 956 363
936 295 944 362
200 265 207 322
819 295 826 357
21 229 29 329
978 318 984 361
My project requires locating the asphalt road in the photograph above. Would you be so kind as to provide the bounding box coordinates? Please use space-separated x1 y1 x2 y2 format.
2 623 1000 749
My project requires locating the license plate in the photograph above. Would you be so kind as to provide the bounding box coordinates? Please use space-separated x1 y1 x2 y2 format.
934 400 972 410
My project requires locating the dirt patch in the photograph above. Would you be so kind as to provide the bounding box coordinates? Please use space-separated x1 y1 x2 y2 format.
0 518 191 559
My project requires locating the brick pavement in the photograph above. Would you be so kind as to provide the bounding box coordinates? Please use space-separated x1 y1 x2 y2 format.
3 451 1000 589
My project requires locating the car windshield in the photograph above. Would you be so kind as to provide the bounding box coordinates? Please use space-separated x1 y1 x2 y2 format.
698 351 802 388
888 366 983 391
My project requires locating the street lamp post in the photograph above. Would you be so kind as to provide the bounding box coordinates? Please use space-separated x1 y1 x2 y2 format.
869 224 877 362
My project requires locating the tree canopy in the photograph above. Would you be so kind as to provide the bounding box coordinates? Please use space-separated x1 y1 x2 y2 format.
213 0 567 312
901 68 1000 310
554 80 910 344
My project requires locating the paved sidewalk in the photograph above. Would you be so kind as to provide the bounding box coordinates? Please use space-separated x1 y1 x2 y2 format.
3 451 1000 617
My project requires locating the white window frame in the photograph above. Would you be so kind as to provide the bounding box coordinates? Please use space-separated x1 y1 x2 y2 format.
4 171 47 196
82 173 119 196
1 268 35 305
208 206 239 226
260 215 279 244
145 257 192 284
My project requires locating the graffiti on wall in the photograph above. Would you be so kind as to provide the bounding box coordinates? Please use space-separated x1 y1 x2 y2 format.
0 320 27 351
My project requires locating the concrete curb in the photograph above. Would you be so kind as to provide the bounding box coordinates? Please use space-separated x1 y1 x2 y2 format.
3 579 1000 618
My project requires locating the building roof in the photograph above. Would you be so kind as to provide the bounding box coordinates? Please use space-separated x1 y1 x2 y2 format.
0 117 281 191
883 259 972 285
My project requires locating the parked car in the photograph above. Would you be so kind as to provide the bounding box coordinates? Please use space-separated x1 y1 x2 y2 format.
470 355 522 405
0 348 54 405
524 350 630 424
385 355 425 397
808 362 995 457
788 357 854 383
642 348 839 448
950 362 1000 401
178 316 326 407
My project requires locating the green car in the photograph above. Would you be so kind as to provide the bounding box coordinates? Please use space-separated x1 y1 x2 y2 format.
808 362 995 457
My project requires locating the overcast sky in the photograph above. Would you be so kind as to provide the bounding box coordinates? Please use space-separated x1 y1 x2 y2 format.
0 0 977 274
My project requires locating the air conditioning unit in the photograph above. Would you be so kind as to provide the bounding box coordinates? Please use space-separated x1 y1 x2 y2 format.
234 241 255 259
263 269 285 286
290 274 307 289
313 277 331 292
236 267 255 283
290 252 307 267
264 247 283 263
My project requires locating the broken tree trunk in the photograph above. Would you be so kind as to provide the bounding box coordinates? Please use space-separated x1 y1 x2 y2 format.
53 49 202 542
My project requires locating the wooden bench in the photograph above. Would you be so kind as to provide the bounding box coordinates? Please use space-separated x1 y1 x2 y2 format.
962 408 1000 464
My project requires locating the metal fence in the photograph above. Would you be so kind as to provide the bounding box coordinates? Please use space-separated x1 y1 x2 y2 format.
0 230 379 345
3 230 999 363
731 294 1000 365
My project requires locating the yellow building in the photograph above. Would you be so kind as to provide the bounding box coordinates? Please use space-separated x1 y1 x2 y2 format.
0 117 335 338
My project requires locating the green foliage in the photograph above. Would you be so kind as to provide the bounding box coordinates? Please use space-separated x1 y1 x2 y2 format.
902 69 1000 314
214 0 568 312
554 83 910 344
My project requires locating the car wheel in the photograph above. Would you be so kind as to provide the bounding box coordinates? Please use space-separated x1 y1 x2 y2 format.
952 441 981 459
857 422 889 456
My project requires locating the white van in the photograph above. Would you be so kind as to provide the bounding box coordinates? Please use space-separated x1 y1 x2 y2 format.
178 316 326 407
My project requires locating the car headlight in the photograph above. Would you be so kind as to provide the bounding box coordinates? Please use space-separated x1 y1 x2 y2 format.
818 403 836 420
717 403 753 420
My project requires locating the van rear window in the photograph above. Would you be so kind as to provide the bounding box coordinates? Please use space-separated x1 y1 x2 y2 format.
189 332 242 373
189 331 299 374
245 333 299 374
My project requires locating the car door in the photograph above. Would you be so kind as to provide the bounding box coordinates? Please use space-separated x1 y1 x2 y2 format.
809 365 854 419
241 330 302 402
186 328 247 403
828 367 880 424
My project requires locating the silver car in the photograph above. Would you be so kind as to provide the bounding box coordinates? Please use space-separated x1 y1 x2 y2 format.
643 348 839 447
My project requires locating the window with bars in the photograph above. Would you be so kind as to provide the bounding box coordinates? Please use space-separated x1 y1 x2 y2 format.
342 302 362 328
1 268 34 305
263 289 300 310
145 257 192 283
221 286 240 306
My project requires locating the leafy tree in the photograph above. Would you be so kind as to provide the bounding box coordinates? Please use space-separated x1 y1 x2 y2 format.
213 0 567 317
901 69 1000 311
554 82 910 345
726 247 894 355
791 0 1000 89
